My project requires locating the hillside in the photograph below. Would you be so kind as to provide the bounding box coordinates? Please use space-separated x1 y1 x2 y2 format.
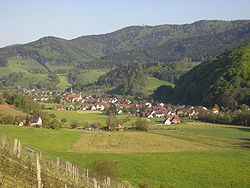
0 20 250 72
172 44 250 108
1 20 250 91
87 22 250 67
96 62 199 96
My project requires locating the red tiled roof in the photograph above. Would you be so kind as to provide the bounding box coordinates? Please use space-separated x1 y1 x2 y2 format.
56 105 65 108
66 94 80 99
166 115 180 121
0 105 15 108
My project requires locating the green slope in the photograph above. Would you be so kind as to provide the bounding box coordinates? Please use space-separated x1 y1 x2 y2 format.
1 20 250 71
141 77 174 96
173 44 250 107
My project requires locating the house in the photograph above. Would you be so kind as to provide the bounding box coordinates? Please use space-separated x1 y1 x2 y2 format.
66 105 75 110
115 124 125 131
0 105 15 109
80 104 91 110
18 120 26 126
163 115 180 125
30 117 43 126
212 108 219 114
56 105 65 110
19 117 42 127
65 94 82 102
90 123 100 131
185 110 197 117
90 105 97 110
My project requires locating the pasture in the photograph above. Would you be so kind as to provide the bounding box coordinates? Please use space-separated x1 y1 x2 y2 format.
0 120 250 187
57 75 72 91
141 77 174 96
79 69 107 83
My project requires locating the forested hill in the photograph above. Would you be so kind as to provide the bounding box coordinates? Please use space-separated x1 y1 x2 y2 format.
172 44 250 108
73 20 250 55
0 20 250 71
83 22 250 68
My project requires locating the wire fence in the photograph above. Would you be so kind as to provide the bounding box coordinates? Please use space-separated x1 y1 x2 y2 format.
0 135 134 188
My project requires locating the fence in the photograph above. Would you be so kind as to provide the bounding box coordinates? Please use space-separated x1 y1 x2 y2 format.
0 135 134 188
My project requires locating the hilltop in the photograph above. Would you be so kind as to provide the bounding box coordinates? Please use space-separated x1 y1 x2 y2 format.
1 20 250 92
168 44 250 108
0 20 250 72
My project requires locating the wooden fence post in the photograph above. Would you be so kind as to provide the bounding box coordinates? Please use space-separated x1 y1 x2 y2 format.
37 153 42 188
1 135 7 150
17 140 22 158
13 139 18 155
93 178 97 188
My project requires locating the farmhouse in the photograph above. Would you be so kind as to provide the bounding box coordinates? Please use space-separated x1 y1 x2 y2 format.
163 115 180 125
115 124 125 131
56 105 65 110
212 108 219 114
65 94 82 102
19 116 43 127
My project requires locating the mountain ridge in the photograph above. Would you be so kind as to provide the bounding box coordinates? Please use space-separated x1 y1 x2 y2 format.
1 20 250 70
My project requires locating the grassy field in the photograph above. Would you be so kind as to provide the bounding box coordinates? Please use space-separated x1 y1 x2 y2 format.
70 131 217 153
0 105 26 117
0 57 46 77
46 110 109 126
0 120 250 187
141 77 174 96
46 109 162 127
79 69 107 83
57 75 72 91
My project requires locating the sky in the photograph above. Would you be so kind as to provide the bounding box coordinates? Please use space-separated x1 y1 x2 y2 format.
0 0 250 47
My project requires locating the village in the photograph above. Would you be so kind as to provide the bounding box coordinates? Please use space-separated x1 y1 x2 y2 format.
5 89 220 131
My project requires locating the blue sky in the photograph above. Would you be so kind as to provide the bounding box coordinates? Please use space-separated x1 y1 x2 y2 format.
0 0 250 47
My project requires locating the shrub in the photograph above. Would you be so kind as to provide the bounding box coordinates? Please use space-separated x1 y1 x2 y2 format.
87 160 118 179
61 118 67 124
138 183 156 188
50 119 61 129
134 119 149 131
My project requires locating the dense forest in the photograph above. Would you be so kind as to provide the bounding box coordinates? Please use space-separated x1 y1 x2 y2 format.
0 20 250 72
154 44 250 109
85 22 250 68
97 62 199 89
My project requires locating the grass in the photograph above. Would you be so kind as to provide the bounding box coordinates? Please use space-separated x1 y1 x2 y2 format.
78 69 107 83
141 77 174 96
56 75 72 91
46 110 109 126
70 131 217 153
0 57 47 76
0 106 26 117
46 109 160 127
50 150 250 187
0 125 80 151
0 120 250 187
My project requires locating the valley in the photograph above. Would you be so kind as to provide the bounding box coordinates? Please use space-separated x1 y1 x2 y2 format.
0 18 250 188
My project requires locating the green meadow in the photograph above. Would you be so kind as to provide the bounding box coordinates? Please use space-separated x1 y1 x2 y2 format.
78 69 107 83
57 75 72 91
141 77 174 96
0 119 250 187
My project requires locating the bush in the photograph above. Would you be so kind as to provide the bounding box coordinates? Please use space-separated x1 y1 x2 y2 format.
50 119 61 129
87 160 118 179
138 183 156 188
134 119 149 131
49 113 56 118
1 115 15 124
61 118 67 124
